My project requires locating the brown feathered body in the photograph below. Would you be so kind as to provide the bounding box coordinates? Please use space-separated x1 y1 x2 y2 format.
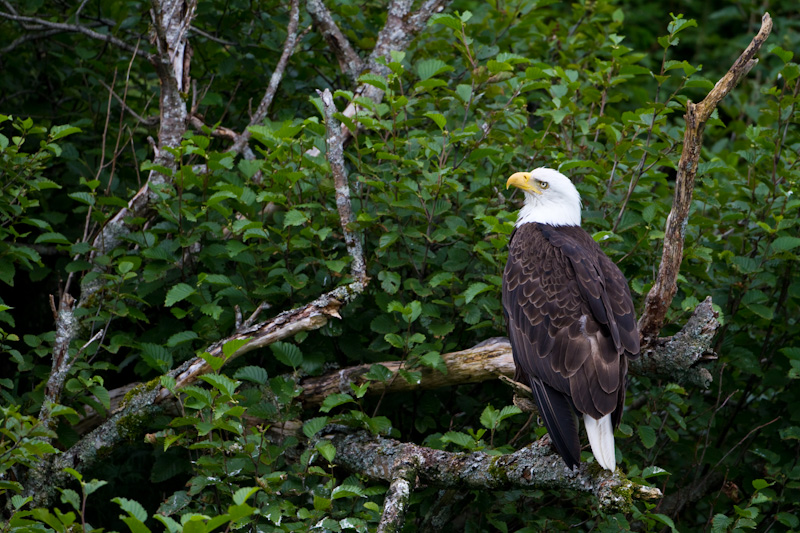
502 222 639 469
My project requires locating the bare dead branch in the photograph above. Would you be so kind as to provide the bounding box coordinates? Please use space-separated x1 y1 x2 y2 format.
155 286 353 401
300 337 513 405
319 88 367 281
378 462 416 533
0 10 149 58
38 293 78 432
306 0 365 82
228 0 301 156
321 427 662 511
306 0 452 158
1 28 64 54
188 114 239 140
638 12 773 340
188 24 237 46
26 282 359 505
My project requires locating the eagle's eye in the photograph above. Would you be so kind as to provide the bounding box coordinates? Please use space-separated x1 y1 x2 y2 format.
538 180 549 189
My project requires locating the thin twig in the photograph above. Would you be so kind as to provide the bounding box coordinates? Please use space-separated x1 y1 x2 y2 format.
188 24 237 46
97 80 159 126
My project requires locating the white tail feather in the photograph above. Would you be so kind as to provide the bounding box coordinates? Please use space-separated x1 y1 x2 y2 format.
584 413 616 471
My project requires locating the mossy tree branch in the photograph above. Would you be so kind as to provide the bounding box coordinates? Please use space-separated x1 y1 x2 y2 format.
319 427 662 513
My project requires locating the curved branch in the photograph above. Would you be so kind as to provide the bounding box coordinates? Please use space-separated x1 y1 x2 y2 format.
638 12 773 340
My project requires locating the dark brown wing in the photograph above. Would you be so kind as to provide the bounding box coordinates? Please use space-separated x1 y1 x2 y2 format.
502 223 639 466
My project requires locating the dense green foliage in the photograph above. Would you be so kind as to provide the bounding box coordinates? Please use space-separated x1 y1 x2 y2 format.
1 0 799 531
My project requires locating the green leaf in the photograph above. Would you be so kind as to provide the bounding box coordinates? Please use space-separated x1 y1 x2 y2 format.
638 425 657 448
365 364 393 382
428 13 462 32
440 431 474 449
498 405 522 421
232 487 259 506
398 369 421 385
83 478 108 496
222 338 250 358
772 236 800 252
90 385 111 410
68 191 95 206
463 282 490 304
319 393 354 413
378 270 401 294
424 111 446 129
358 73 387 91
332 484 365 499
49 404 79 418
711 514 733 533
379 232 399 249
283 209 307 227
233 365 268 384
50 125 82 140
747 304 774 320
166 330 198 347
384 333 405 349
642 465 670 478
113 497 148 522
34 232 71 245
667 16 697 35
650 513 678 533
776 512 800 528
59 488 81 512
11 495 32 510
270 341 303 368
199 374 240 398
480 405 499 429
316 440 336 463
303 416 329 438
770 45 794 63
164 283 195 307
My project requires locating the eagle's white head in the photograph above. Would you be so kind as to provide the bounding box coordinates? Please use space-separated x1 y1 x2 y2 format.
506 167 582 227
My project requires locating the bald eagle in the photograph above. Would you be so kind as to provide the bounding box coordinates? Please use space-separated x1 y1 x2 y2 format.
502 168 639 471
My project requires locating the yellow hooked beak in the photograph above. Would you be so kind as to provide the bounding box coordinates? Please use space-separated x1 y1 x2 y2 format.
506 172 542 194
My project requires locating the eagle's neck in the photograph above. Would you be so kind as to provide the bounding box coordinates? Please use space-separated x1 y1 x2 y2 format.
515 193 581 227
